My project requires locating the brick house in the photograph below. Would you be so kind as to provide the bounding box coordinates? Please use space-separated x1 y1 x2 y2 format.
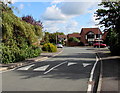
67 33 81 46
57 28 107 46
80 28 102 45
102 31 108 40
57 35 67 45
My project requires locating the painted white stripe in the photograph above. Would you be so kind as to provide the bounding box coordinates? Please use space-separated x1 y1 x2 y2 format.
82 63 91 67
44 61 67 74
89 56 99 82
17 64 34 70
67 62 77 66
87 84 92 92
87 56 99 92
33 65 49 71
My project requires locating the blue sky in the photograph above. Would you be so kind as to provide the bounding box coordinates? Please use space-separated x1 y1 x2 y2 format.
11 1 102 34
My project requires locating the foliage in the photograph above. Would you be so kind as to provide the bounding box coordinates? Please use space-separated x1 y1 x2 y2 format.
96 1 120 55
2 43 41 64
68 37 80 43
1 3 42 63
22 15 43 27
43 32 65 44
42 43 57 52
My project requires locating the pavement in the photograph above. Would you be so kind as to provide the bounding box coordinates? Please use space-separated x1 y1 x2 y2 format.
0 48 63 71
97 48 120 93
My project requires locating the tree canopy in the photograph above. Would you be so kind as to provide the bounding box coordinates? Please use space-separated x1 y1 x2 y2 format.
95 1 120 55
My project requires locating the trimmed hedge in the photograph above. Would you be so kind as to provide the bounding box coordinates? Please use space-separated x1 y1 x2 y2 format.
42 43 57 52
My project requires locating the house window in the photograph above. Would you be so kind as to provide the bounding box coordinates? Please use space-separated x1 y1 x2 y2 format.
87 32 94 39
96 34 100 38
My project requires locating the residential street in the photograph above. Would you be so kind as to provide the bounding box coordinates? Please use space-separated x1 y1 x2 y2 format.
2 47 97 92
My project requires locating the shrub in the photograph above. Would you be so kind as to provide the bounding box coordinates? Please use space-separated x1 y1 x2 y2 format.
42 43 57 52
2 43 41 64
68 37 80 43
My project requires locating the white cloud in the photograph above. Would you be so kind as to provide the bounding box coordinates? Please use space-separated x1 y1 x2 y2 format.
43 19 80 34
51 0 64 4
60 2 96 16
65 20 81 33
42 2 102 34
19 4 24 9
42 5 68 21
1 0 17 4
42 2 98 21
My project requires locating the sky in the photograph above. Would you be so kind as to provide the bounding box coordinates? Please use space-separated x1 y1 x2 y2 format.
9 0 103 34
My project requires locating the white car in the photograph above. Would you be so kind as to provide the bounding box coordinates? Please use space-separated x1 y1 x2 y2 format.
56 44 63 48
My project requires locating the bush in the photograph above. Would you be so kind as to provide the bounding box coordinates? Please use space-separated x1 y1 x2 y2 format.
68 37 80 43
42 43 57 52
2 43 41 64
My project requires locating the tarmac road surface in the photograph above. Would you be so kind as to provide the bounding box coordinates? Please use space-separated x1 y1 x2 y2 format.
2 47 97 92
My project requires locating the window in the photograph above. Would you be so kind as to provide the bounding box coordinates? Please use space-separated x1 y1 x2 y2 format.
96 34 100 38
87 32 94 39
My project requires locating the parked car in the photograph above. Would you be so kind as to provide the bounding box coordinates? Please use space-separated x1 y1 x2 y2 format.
93 43 107 48
56 44 63 48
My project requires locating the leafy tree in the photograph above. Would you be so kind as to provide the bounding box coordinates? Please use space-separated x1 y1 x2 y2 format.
95 1 120 55
22 15 43 40
43 32 65 44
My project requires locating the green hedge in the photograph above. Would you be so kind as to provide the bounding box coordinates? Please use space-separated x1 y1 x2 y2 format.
2 43 41 64
42 43 57 52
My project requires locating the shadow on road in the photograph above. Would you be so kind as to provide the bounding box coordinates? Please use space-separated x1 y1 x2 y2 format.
16 59 94 80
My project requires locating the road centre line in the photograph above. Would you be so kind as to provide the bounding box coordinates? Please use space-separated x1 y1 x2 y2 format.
44 61 68 74
87 56 99 92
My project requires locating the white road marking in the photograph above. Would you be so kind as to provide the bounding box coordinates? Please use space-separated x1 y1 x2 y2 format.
67 62 77 66
82 63 92 67
87 84 92 92
87 56 99 92
17 64 34 70
89 56 99 82
44 61 68 74
33 65 49 71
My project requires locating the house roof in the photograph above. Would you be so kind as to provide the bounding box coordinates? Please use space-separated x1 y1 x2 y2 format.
68 33 81 38
58 35 67 38
102 31 108 40
80 28 102 35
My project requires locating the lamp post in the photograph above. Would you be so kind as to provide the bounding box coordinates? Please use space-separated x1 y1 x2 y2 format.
56 32 57 44
56 30 59 44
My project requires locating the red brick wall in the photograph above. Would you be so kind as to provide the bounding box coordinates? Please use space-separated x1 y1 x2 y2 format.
67 42 79 46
